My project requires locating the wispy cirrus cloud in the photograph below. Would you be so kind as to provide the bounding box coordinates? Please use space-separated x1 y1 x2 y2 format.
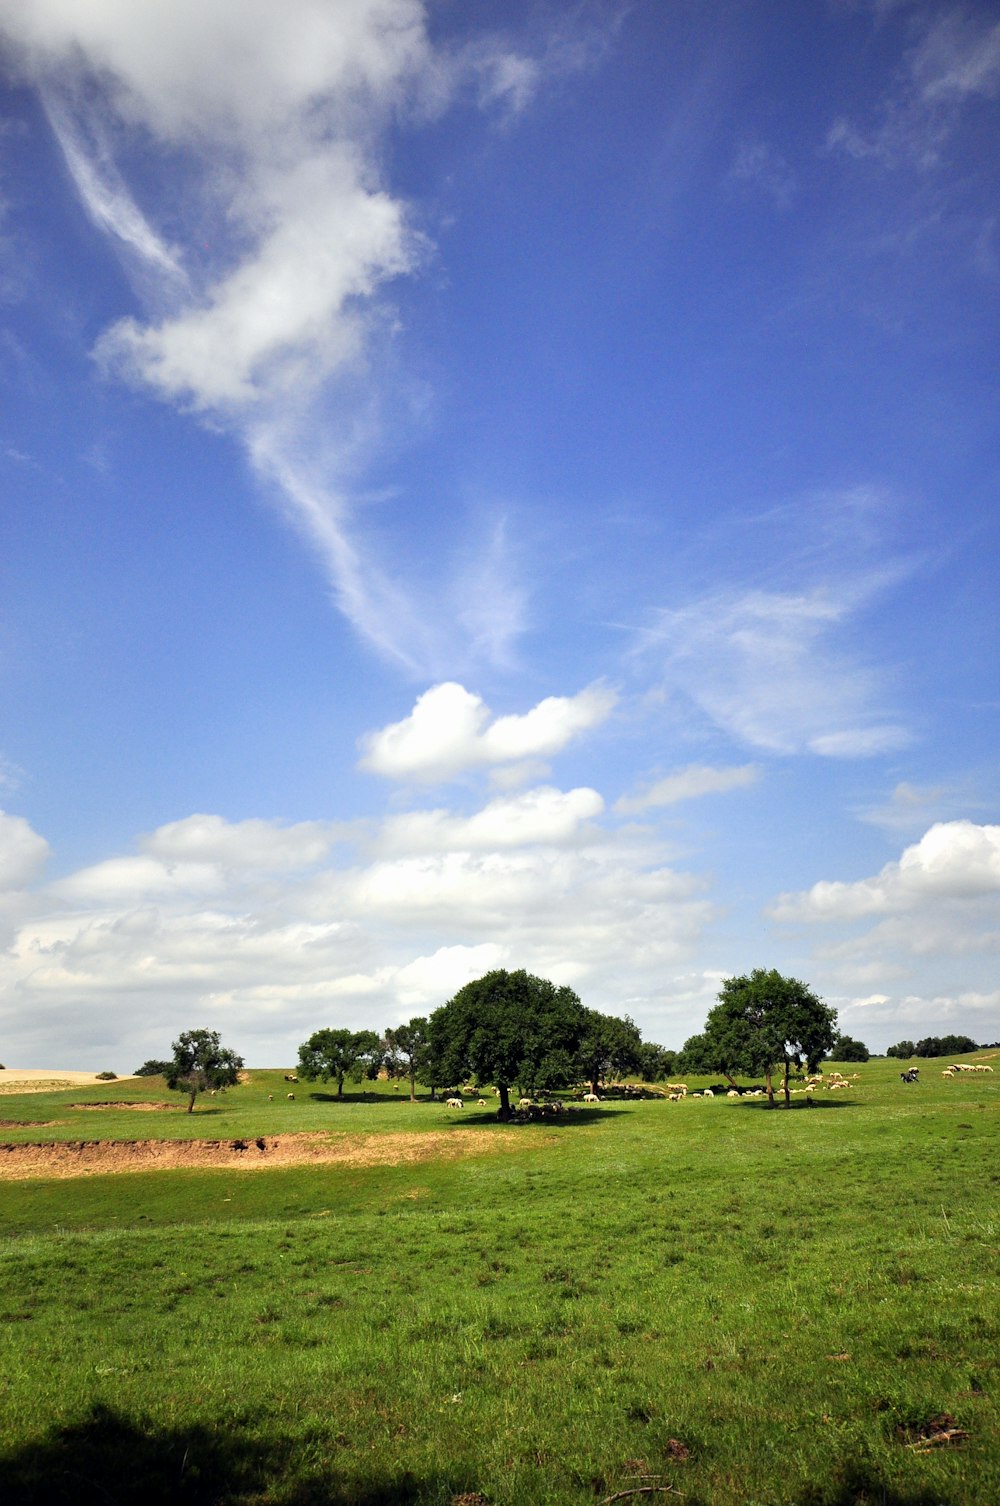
616 764 758 816
0 0 581 675
828 5 1000 169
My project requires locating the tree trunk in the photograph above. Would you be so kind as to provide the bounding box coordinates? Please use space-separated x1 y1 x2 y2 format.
187 1089 196 1114
409 1065 416 1103
337 1074 344 1097
782 1058 791 1108
765 1069 775 1108
590 1075 599 1097
497 1083 512 1121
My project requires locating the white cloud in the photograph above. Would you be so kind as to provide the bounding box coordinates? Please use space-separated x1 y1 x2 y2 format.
727 139 796 209
771 820 1000 922
0 811 49 889
378 786 604 853
0 1 568 673
0 790 711 1066
142 813 337 871
616 763 757 815
359 681 617 782
639 584 907 758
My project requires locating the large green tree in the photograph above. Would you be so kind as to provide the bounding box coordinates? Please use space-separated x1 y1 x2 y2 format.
382 1017 430 1102
685 969 837 1108
429 969 586 1119
830 1032 870 1062
297 1028 382 1097
575 1009 643 1096
165 1029 244 1114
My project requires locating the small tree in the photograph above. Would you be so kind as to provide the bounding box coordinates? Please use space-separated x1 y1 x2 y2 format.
637 1041 676 1082
165 1029 244 1114
575 1009 643 1095
429 969 586 1120
383 1018 430 1102
298 1028 383 1097
886 1040 915 1060
830 1033 869 1062
689 969 837 1108
134 1059 173 1077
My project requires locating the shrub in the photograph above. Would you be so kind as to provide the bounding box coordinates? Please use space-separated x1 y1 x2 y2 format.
95 1071 118 1081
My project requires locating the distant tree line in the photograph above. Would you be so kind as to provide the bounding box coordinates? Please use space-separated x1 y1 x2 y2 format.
886 1035 982 1060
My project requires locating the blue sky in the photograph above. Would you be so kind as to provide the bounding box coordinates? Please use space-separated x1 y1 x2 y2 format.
1 0 998 1069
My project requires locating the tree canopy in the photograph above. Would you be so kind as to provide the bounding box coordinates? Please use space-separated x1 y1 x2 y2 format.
575 1009 643 1095
165 1029 244 1113
684 969 837 1107
297 1028 382 1097
382 1017 431 1102
830 1033 870 1062
429 969 586 1119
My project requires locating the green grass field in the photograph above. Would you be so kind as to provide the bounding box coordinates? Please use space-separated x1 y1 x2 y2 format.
0 1058 996 1505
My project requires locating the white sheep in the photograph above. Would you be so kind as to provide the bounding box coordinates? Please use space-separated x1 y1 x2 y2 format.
727 1089 740 1098
518 1097 534 1108
446 1096 464 1109
478 1098 486 1107
582 1092 600 1103
287 1093 295 1100
702 1088 714 1098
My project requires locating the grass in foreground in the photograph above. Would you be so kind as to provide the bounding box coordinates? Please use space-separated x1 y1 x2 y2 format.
0 1059 997 1505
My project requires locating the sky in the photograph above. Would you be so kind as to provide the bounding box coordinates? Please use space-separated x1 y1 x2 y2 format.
0 0 998 1070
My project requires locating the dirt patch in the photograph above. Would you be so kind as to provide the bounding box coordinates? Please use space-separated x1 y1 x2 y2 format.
0 1129 524 1181
0 1070 130 1095
70 1101 182 1112
0 1119 59 1128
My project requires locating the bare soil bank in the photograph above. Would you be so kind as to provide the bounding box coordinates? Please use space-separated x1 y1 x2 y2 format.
0 1128 521 1180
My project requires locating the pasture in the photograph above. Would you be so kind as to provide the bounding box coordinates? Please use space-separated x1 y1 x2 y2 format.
0 1058 997 1505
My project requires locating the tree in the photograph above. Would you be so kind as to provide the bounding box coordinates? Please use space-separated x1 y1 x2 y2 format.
134 1059 173 1077
575 1009 643 1096
429 969 586 1120
383 1017 430 1102
165 1029 244 1113
297 1028 382 1097
637 1041 676 1082
886 1040 915 1060
688 969 837 1108
913 1034 978 1058
830 1033 869 1062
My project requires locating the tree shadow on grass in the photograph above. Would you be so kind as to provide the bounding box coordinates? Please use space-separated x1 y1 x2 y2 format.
0 1402 454 1505
447 1105 626 1129
795 1455 953 1505
734 1097 857 1110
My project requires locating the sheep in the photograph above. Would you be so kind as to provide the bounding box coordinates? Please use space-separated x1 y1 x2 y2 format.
445 1096 464 1109
668 1092 682 1101
582 1092 600 1103
666 1083 688 1095
267 1093 273 1101
478 1098 486 1107
702 1088 714 1098
287 1093 295 1100
941 1069 955 1077
518 1097 534 1109
284 1074 298 1083
727 1089 740 1098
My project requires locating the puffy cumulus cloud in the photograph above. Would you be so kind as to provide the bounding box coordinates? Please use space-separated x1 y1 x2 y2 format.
0 811 50 890
0 789 712 1066
142 813 338 870
640 584 907 758
377 786 604 854
49 814 340 905
0 1 552 672
616 764 757 816
359 681 617 782
771 821 1000 922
